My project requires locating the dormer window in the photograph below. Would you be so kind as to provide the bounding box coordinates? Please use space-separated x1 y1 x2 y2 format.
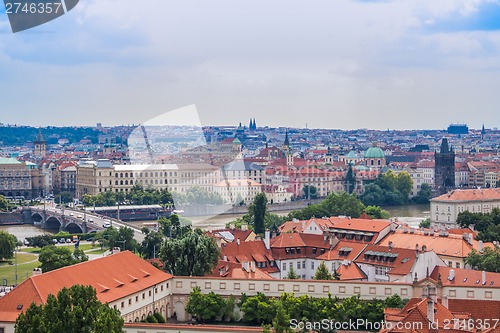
312 248 317 254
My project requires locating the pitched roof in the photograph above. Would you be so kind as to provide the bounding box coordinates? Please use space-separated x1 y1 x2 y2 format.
220 240 278 273
354 244 417 276
431 188 500 202
270 233 331 249
430 266 500 287
0 251 172 322
329 217 393 233
336 262 367 281
209 260 274 279
379 230 492 259
316 241 367 261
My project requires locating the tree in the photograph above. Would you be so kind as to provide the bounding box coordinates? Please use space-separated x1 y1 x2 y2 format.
313 261 333 280
412 183 432 204
38 245 87 272
302 185 318 199
26 235 54 248
15 285 124 333
0 231 17 260
396 172 413 199
465 247 500 273
139 231 164 259
273 302 292 333
345 164 356 194
286 266 299 279
250 193 267 234
0 195 9 211
54 192 73 204
186 287 226 323
81 194 95 208
364 205 391 219
160 233 219 276
419 218 431 228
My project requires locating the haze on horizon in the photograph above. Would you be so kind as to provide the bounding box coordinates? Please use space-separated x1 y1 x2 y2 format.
1 0 500 130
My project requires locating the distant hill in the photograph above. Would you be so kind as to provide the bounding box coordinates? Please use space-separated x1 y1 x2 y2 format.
0 126 100 146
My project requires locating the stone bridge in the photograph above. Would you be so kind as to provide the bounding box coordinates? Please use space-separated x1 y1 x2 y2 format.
28 207 103 234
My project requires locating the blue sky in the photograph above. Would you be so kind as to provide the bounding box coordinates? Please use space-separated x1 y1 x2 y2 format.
1 0 500 130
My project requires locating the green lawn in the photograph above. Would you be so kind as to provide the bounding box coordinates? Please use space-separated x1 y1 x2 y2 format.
0 253 37 266
0 253 39 285
19 243 96 254
85 248 108 255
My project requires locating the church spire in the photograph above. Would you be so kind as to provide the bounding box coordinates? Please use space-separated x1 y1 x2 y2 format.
283 129 290 148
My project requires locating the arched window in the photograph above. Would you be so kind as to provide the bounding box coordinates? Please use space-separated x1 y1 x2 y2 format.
125 180 129 185
115 180 118 185
120 173 123 178
125 173 128 178
120 180 123 185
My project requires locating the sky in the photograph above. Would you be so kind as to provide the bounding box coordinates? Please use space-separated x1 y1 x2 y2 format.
1 0 500 130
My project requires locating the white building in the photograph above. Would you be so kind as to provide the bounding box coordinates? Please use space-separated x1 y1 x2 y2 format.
430 188 500 228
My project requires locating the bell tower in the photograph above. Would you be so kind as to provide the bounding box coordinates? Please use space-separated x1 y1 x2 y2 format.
34 129 46 158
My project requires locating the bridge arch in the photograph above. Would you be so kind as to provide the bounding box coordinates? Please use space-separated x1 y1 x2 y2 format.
32 212 43 222
65 222 84 234
45 217 62 230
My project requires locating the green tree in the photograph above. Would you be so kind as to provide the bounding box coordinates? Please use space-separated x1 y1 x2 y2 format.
160 233 219 276
15 285 124 333
364 205 391 219
240 292 275 324
81 194 95 208
313 261 333 280
139 231 164 259
345 164 356 194
384 294 406 308
465 247 500 273
0 195 10 211
286 266 299 279
412 183 432 204
396 172 413 199
38 245 87 272
273 302 292 333
419 218 431 228
54 192 73 204
302 185 318 199
186 287 226 323
250 193 267 234
26 235 54 248
0 231 17 260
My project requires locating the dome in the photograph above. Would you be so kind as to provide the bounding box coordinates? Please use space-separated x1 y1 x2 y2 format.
364 146 385 159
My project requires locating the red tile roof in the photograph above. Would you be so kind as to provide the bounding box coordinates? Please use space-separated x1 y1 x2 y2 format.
336 262 367 281
209 260 274 279
220 240 278 273
329 217 393 233
0 251 172 323
431 188 500 202
316 241 367 261
430 266 500 287
354 244 417 276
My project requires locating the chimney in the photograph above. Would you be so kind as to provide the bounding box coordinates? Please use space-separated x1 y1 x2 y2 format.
264 230 270 250
427 300 435 324
388 241 393 250
482 271 486 285
415 244 419 252
32 268 42 276
223 255 227 261
229 223 235 230
468 233 474 245
478 240 483 252
250 261 256 272
236 238 240 246
302 220 306 230
241 223 248 231
442 295 449 309
448 269 455 281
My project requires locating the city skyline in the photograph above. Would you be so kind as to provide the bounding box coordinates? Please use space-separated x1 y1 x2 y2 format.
1 1 500 129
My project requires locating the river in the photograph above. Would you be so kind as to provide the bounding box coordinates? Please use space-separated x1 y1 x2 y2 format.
0 204 430 239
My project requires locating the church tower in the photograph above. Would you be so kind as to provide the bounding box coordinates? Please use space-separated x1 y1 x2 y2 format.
282 129 294 166
434 138 455 194
33 129 46 158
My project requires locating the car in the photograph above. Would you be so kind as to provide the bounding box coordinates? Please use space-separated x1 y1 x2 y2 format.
88 219 94 223
66 239 72 243
23 239 29 246
69 213 74 216
103 222 111 228
77 215 82 219
52 239 58 244
59 238 66 243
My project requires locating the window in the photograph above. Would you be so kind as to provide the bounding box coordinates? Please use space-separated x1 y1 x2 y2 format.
297 261 301 269
282 263 286 271
455 262 460 268
311 262 315 270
